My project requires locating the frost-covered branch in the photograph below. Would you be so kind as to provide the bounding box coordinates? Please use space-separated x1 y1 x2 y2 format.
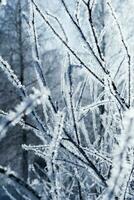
0 88 49 140
31 0 104 85
83 0 104 62
31 0 129 110
0 165 41 200
107 1 131 107
102 109 134 199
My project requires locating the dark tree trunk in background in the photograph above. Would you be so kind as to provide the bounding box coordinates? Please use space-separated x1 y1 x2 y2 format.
17 0 28 182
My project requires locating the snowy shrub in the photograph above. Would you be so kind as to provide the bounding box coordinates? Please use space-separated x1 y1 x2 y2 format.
0 0 134 199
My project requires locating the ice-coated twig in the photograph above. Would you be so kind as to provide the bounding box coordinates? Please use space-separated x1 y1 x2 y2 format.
31 0 129 110
107 1 131 107
76 76 88 110
114 56 125 80
75 0 81 24
102 109 134 199
30 2 47 87
83 0 104 62
0 88 49 141
29 1 57 114
63 131 107 187
79 99 114 121
3 186 17 200
0 56 48 134
31 0 104 85
48 112 65 163
61 0 105 70
66 55 80 144
45 11 68 43
0 165 41 199
123 163 134 199
0 56 26 97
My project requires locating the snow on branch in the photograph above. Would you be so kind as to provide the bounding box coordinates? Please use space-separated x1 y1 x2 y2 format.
0 56 26 97
107 1 131 107
0 165 41 200
0 88 49 141
31 0 104 85
102 108 134 199
31 0 129 111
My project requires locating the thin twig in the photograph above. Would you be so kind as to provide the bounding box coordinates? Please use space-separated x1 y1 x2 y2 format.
31 0 104 85
31 0 128 110
30 2 57 113
0 165 41 199
107 1 131 107
85 1 104 62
